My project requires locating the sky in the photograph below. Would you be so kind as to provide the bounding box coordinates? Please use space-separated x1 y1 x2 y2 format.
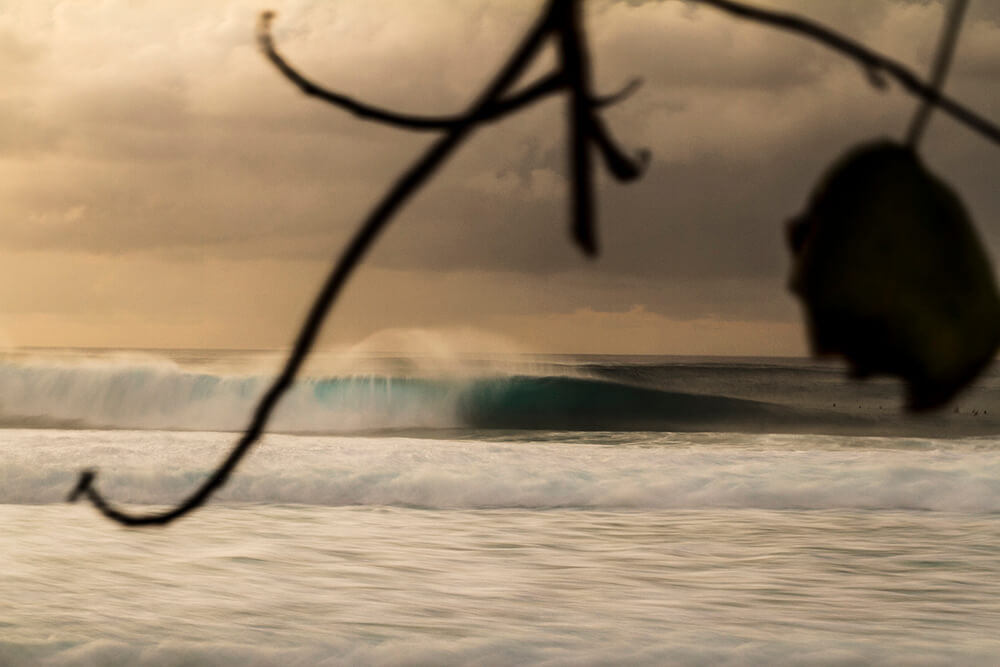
1 0 999 355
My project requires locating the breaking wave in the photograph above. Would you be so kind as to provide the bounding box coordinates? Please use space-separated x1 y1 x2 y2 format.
0 358 849 434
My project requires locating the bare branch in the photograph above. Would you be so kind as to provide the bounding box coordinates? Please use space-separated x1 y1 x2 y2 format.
258 11 636 132
691 0 1000 145
556 0 599 256
589 112 649 182
259 3 646 257
70 2 561 525
257 12 560 129
906 0 969 148
593 77 643 108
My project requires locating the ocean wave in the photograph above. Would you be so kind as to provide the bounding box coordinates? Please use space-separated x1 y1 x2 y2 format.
4 356 1000 436
0 359 844 434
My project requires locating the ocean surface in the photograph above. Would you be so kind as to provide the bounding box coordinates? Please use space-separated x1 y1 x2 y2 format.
2 348 1000 665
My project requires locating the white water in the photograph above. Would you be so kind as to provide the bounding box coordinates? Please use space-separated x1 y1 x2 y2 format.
3 430 1000 512
3 429 1000 665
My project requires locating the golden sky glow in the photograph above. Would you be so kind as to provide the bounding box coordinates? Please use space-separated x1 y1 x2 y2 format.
1 1 999 354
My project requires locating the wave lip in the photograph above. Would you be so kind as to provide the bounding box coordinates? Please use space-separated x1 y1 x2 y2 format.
0 360 804 433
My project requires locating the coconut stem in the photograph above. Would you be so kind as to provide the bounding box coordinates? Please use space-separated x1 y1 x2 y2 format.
906 0 969 149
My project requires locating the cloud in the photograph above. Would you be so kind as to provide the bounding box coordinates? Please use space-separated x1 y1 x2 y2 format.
1 0 998 351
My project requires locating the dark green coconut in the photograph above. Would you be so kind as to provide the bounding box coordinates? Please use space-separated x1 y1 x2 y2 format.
787 140 1000 410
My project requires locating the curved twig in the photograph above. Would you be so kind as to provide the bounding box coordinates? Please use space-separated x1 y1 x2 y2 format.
692 0 1000 145
258 11 640 131
69 1 562 525
590 112 650 182
906 0 969 148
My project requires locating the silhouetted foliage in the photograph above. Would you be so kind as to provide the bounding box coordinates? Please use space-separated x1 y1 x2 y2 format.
70 0 1000 525
788 140 1000 410
788 0 1000 411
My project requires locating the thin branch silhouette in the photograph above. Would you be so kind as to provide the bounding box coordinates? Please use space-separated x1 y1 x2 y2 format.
70 0 647 525
906 0 969 148
693 0 1000 145
69 0 1000 525
556 0 597 253
258 11 642 131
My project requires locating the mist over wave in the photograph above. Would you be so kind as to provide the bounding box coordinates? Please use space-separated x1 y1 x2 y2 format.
0 358 454 432
2 349 1000 436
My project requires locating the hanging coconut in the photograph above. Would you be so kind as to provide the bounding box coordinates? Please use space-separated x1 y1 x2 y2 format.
787 139 1000 411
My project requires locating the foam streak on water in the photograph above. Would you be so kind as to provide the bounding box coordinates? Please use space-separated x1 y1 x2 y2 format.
2 429 1000 665
4 503 1000 665
3 350 1000 665
3 430 1000 512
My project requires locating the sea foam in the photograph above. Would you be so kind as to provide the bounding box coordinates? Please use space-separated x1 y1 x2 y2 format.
4 430 1000 512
